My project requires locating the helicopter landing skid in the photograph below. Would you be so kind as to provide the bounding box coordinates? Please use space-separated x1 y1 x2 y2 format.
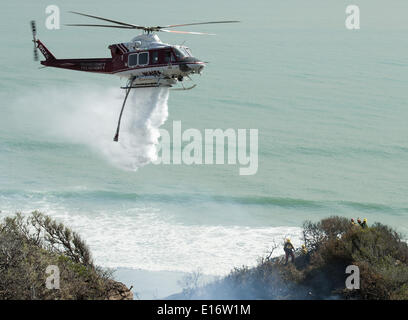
171 84 197 91
120 84 172 89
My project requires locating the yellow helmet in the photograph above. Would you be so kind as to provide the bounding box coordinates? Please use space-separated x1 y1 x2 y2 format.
301 244 305 248
363 218 367 222
286 238 291 243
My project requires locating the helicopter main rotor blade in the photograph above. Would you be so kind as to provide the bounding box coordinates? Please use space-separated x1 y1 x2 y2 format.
163 20 240 28
65 24 135 29
160 29 215 35
67 12 240 34
69 11 145 29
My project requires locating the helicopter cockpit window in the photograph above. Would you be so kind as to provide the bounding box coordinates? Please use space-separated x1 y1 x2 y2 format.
174 47 192 60
185 48 192 56
128 54 138 67
138 52 149 65
173 48 186 60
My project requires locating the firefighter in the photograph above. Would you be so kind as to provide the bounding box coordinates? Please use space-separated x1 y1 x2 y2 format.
361 218 368 229
301 244 310 264
284 238 295 264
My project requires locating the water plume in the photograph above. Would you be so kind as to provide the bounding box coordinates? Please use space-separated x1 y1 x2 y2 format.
8 85 170 171
101 87 170 170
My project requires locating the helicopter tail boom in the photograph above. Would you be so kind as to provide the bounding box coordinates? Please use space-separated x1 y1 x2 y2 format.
35 40 112 73
36 40 56 63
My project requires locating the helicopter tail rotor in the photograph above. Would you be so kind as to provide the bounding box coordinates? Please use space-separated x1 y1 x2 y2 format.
31 20 39 61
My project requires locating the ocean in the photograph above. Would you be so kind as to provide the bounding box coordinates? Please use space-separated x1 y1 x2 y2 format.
1 0 407 295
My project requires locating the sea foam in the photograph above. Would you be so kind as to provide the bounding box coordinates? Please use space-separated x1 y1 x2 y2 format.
0 199 303 275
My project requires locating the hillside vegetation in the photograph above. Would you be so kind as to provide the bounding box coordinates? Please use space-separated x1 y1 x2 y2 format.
0 212 132 300
182 216 408 300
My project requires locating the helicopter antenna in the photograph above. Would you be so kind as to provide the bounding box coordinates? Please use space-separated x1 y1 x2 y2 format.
65 11 240 35
30 20 39 61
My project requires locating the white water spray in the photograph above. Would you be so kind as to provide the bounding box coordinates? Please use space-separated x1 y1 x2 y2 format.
102 88 169 170
8 85 170 171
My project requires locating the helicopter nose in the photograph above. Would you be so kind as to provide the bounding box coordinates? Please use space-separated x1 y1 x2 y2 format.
187 61 205 73
178 57 206 73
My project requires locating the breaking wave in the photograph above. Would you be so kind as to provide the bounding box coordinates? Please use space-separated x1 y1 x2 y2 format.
0 203 303 275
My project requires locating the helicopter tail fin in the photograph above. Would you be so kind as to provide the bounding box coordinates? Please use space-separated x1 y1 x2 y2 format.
36 40 56 63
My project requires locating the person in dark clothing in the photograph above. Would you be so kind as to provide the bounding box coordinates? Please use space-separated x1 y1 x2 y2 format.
361 218 368 229
284 239 295 264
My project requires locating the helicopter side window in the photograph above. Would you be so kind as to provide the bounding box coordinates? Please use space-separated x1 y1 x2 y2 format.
164 51 171 63
151 51 159 64
128 53 138 67
138 52 149 65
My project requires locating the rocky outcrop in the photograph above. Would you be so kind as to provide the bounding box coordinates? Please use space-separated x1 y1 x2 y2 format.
106 280 134 300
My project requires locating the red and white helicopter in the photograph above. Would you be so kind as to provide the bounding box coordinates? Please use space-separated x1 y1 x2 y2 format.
31 12 239 141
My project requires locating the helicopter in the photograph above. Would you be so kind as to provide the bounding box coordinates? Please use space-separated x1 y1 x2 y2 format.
31 12 239 141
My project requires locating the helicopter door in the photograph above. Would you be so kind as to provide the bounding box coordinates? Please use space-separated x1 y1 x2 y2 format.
128 52 149 67
138 52 149 66
151 51 159 64
163 50 176 64
128 53 138 67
